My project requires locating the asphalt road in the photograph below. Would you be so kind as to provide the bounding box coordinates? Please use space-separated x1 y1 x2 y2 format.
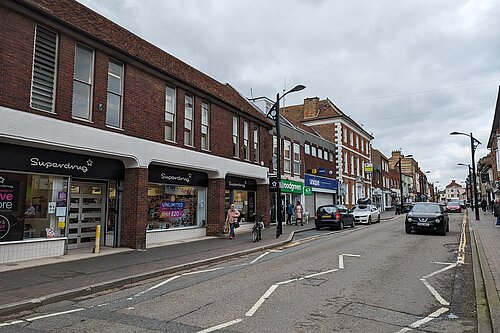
0 213 477 333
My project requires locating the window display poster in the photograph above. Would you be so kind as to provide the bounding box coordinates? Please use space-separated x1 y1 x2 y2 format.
159 201 185 218
0 177 23 241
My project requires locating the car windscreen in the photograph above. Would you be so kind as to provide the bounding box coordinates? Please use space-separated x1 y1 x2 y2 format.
317 206 337 214
411 205 441 213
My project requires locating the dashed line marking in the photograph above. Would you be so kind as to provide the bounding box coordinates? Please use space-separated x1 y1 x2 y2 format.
245 285 279 317
250 252 270 264
422 263 457 279
196 318 243 333
420 279 449 305
25 308 85 322
395 307 449 333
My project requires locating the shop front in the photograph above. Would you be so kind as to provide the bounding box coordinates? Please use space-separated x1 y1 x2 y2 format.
0 143 124 263
225 176 257 223
146 165 208 245
304 174 339 217
269 177 303 224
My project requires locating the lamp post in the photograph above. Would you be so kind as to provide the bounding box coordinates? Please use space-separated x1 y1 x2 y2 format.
458 163 473 211
451 131 481 220
267 84 306 238
434 181 440 203
395 153 412 214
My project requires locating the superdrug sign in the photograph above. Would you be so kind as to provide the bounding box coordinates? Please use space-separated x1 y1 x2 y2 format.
148 165 208 187
0 143 124 179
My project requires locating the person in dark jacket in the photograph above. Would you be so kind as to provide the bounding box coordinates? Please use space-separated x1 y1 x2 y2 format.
494 199 500 227
481 198 487 214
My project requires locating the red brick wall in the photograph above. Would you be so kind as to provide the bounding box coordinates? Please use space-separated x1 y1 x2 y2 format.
257 184 270 227
206 178 225 236
121 168 148 249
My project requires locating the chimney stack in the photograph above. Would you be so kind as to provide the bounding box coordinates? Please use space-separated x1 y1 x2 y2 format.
304 97 319 119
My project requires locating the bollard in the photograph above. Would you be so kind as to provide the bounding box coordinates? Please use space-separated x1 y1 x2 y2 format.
92 225 101 254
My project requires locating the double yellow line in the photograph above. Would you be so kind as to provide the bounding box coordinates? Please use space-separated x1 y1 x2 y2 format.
457 210 468 264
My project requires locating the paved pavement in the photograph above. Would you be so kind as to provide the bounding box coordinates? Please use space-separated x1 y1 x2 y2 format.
0 210 396 317
469 209 500 332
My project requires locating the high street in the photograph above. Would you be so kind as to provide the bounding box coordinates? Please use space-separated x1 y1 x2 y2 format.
0 213 477 332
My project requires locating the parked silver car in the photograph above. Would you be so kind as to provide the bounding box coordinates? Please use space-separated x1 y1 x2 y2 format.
352 204 381 224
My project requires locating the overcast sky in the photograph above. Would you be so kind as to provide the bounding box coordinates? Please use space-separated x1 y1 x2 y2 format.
78 0 500 189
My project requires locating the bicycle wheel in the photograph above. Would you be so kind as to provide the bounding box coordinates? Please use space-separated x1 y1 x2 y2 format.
252 229 258 242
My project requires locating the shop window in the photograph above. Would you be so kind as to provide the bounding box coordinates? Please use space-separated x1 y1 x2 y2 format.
72 44 94 120
184 94 194 146
201 101 210 150
31 25 58 113
165 86 176 142
147 184 205 230
106 59 124 128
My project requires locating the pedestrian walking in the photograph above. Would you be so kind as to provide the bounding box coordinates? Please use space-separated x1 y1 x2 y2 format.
481 198 487 215
294 201 304 226
226 204 240 239
493 199 500 227
286 200 293 225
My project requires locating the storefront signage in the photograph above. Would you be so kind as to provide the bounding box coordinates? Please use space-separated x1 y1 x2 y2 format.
159 201 185 218
304 174 338 190
281 180 303 194
364 163 374 173
225 176 257 191
148 165 208 187
318 167 326 175
0 143 124 179
304 186 313 196
0 177 23 241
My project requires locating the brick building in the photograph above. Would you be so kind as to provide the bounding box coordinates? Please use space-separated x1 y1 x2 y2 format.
371 149 391 211
488 86 500 200
281 97 373 208
0 0 273 262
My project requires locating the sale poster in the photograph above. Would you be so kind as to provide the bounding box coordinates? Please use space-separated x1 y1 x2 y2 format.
159 201 185 219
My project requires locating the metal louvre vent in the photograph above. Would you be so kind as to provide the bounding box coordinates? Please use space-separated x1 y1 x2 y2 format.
30 25 58 112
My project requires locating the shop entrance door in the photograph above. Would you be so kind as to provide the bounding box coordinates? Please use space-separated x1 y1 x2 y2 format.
68 182 106 249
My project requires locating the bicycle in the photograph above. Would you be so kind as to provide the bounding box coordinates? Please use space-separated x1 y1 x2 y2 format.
252 214 264 242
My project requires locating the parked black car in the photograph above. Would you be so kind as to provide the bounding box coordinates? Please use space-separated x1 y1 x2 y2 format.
405 202 449 236
315 205 354 230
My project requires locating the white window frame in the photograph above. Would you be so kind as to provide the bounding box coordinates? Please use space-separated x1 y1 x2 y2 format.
243 120 250 160
293 143 300 174
351 155 354 174
357 158 360 176
253 126 259 163
184 94 194 146
201 100 210 150
233 116 239 157
311 146 317 157
356 135 359 149
305 143 310 155
344 152 348 173
106 59 124 128
165 85 176 142
350 132 353 146
284 140 291 173
72 44 94 121
318 148 323 159
343 128 347 143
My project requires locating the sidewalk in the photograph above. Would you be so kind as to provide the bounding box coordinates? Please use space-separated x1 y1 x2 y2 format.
469 209 500 332
0 211 396 317
0 222 313 317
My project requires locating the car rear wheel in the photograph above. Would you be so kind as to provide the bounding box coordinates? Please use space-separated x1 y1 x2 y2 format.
405 224 412 234
339 221 344 230
351 219 355 228
368 217 372 225
377 215 380 223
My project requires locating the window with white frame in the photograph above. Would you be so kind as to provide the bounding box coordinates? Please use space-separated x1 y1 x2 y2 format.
165 86 176 142
184 94 194 146
357 158 360 176
284 140 291 173
343 128 347 143
351 155 354 174
329 151 334 162
318 148 323 159
311 146 317 157
361 139 364 152
345 183 350 205
324 151 329 160
350 132 353 146
356 135 359 149
362 161 365 178
253 126 259 163
72 44 94 120
201 100 210 150
344 152 348 173
106 59 124 128
366 142 369 153
233 116 239 157
272 135 277 171
293 143 300 174
31 25 58 113
305 143 310 155
243 121 249 160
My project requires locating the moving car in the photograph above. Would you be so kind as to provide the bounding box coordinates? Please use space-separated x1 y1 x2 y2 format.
315 205 354 230
352 204 380 224
405 202 449 235
446 201 462 213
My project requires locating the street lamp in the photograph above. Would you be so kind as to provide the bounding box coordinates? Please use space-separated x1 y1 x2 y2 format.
395 153 412 214
434 181 440 202
458 163 473 211
451 131 481 220
267 84 306 238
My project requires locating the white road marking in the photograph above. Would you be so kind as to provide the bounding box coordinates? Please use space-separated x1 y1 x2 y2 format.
422 263 457 279
245 285 279 317
276 278 299 285
420 279 449 305
250 252 270 264
135 275 180 296
395 307 449 333
339 254 360 269
182 267 225 276
196 318 243 333
431 261 455 265
304 269 339 279
25 308 85 322
0 320 25 327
